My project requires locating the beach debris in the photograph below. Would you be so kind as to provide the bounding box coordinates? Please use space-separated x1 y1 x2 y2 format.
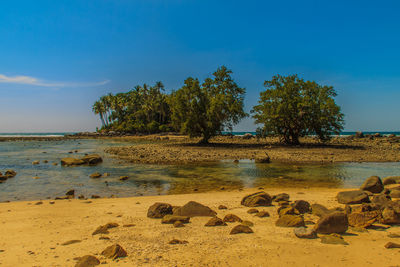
223 214 242 223
385 242 400 249
169 239 188 244
320 234 349 245
360 176 384 193
241 220 254 227
293 200 311 214
347 210 381 228
61 240 81 246
119 176 129 181
205 217 227 226
247 208 259 214
101 244 127 259
90 172 102 178
147 202 173 218
241 191 272 207
173 221 185 228
311 203 330 217
294 227 317 239
272 193 290 202
336 190 370 204
383 176 400 185
173 201 216 217
275 215 305 227
314 212 348 234
74 255 100 267
218 205 228 210
230 225 254 234
161 215 190 224
254 211 270 218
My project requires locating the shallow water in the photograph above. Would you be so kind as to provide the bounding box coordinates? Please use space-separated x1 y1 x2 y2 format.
0 139 399 201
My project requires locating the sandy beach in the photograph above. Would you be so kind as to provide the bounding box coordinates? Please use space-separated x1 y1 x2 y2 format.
1 187 399 267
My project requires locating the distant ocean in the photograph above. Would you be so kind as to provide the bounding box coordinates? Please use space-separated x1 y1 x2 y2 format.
0 131 399 137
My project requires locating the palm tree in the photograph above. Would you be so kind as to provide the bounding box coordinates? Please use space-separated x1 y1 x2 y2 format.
92 101 106 128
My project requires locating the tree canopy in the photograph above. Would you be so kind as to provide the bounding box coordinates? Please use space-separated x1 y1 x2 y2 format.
252 74 344 144
169 66 247 143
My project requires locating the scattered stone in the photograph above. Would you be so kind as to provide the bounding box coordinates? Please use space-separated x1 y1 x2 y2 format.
336 190 370 204
75 255 100 267
92 225 109 235
205 217 227 226
91 195 100 199
34 201 43 205
99 236 110 240
147 202 173 218
122 224 135 228
229 224 254 235
314 212 348 234
247 208 259 214
272 193 290 202
348 210 381 228
384 242 400 249
278 206 300 217
223 214 242 223
383 176 400 185
49 201 55 204
275 215 305 227
241 220 254 227
255 211 270 218
66 189 75 196
173 201 216 217
119 176 129 181
241 191 272 207
4 170 17 178
90 172 102 178
101 244 127 259
360 176 384 193
321 234 349 245
61 158 85 166
173 221 184 228
311 204 330 217
294 227 317 239
218 205 228 210
81 154 103 165
388 233 400 238
169 239 188 244
293 200 311 214
161 215 190 224
381 206 400 224
62 240 82 246
32 160 40 165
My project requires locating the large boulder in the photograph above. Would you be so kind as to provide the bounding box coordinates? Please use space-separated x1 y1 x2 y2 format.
275 215 305 227
360 176 384 193
147 203 173 218
314 212 348 234
241 191 272 207
383 176 400 186
81 154 103 165
61 158 85 166
347 210 381 228
337 190 370 204
173 201 216 217
381 206 400 225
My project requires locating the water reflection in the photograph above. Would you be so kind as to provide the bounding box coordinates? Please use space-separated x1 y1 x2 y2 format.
0 139 399 201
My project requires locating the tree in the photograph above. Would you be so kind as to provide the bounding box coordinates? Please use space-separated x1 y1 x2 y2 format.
170 66 247 143
252 74 344 145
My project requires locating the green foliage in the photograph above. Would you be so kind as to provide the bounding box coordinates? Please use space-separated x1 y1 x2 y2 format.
169 66 247 143
252 74 344 144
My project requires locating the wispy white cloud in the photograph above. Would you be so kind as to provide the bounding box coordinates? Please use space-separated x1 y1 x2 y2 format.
0 74 110 87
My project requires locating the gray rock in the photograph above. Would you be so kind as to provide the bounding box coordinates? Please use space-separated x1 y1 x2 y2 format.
294 227 317 239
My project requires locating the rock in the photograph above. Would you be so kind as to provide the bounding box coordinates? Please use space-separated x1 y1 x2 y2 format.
147 203 173 218
381 206 400 224
218 205 228 210
119 176 129 181
383 176 400 185
241 191 272 207
293 200 311 214
275 215 305 227
4 170 16 178
278 207 300 217
92 223 118 235
347 210 381 228
169 239 188 244
62 240 81 246
161 215 190 224
390 190 400 198
255 155 270 163
61 158 85 166
223 214 242 223
314 212 348 234
75 255 100 267
336 190 370 204
272 193 290 202
321 234 349 245
294 227 317 239
173 201 216 217
385 242 400 248
241 220 254 227
90 172 102 178
360 176 384 193
230 225 254 234
255 211 270 218
91 195 100 199
242 133 254 139
81 154 103 165
101 244 127 259
66 189 75 196
371 194 392 207
205 217 227 226
388 233 400 238
173 221 184 228
247 208 259 214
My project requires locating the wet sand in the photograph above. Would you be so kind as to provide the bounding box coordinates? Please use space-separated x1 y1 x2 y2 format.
0 187 399 267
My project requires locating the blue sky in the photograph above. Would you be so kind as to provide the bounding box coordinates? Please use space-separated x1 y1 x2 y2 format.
1 0 399 132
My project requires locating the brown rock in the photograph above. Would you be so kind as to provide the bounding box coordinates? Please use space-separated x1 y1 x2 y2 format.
61 158 85 166
294 227 317 239
293 200 311 214
173 221 184 228
255 211 270 218
230 225 254 234
169 239 188 244
314 212 348 234
311 204 330 217
161 215 190 224
75 255 100 267
381 206 400 224
62 240 81 246
101 244 127 259
360 176 384 193
223 214 242 223
81 154 103 165
241 220 254 227
278 206 300 217
383 176 400 185
275 215 305 227
241 191 272 207
321 234 349 245
336 190 370 204
218 205 228 210
90 172 102 178
147 202 173 218
247 208 259 214
4 170 17 178
205 217 227 226
384 242 400 249
272 193 290 202
347 210 381 228
173 201 216 217
119 176 129 181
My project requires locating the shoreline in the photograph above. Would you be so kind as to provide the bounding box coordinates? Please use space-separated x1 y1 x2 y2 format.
0 186 399 266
